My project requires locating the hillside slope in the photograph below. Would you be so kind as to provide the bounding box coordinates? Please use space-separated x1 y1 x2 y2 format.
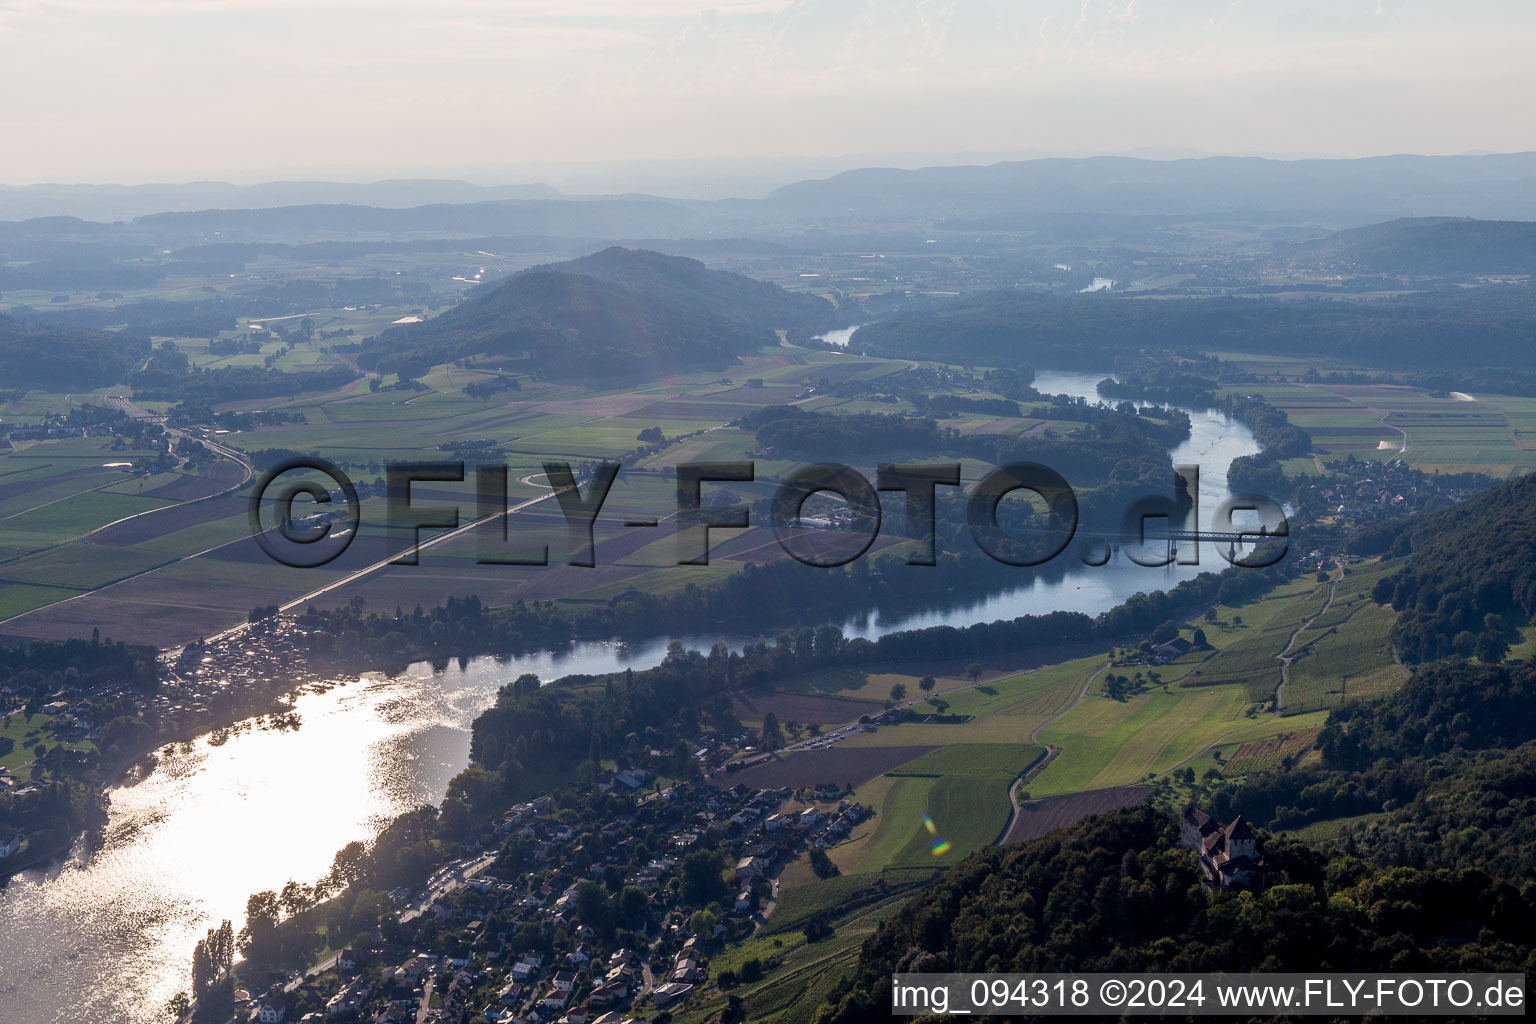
538 246 836 333
764 153 1536 220
1290 217 1536 276
813 802 1534 1024
1374 471 1536 662
360 248 817 380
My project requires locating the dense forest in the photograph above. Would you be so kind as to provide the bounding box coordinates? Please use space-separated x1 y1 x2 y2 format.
1097 363 1219 407
1224 396 1315 494
361 269 771 381
534 247 838 334
812 804 1534 1024
851 288 1536 372
746 399 1187 500
745 406 950 458
1372 471 1536 662
130 362 357 404
360 248 835 381
1289 217 1536 277
0 313 147 389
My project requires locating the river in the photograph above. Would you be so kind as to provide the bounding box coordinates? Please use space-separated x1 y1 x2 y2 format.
0 370 1258 1022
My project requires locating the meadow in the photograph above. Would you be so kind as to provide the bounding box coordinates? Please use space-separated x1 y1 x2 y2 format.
1217 380 1536 477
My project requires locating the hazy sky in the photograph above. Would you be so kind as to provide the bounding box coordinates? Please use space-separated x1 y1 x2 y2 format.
1 0 1532 184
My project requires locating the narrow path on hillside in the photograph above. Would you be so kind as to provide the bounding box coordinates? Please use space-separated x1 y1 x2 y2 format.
1275 580 1336 711
1149 586 1333 784
996 662 1110 844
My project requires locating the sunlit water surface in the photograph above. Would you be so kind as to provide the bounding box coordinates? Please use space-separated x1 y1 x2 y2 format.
0 370 1258 1022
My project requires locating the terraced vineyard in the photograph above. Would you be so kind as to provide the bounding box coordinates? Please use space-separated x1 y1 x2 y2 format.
1223 728 1321 774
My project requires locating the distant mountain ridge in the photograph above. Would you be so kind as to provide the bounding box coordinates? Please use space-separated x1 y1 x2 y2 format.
360 247 833 382
763 152 1536 221
133 199 708 245
0 179 561 223
8 153 1536 237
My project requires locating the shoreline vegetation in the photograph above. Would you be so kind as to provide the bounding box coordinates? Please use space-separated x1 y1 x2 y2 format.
2 524 1287 884
4 212 1534 1020
0 389 1301 887
168 537 1300 1014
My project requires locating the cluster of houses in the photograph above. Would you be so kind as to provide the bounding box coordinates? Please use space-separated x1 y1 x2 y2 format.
752 783 866 851
1315 456 1486 527
0 698 97 750
243 771 867 1023
649 937 707 1007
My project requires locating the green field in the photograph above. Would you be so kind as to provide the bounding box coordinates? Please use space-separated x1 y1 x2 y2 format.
0 712 55 771
767 568 1405 872
724 553 1411 1024
827 736 1049 874
1286 811 1388 842
763 868 935 936
1217 381 1536 477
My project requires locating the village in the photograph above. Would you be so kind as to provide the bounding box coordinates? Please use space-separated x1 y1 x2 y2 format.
232 757 871 1024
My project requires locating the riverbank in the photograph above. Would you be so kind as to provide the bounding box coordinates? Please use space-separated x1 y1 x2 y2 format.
0 367 1273 1022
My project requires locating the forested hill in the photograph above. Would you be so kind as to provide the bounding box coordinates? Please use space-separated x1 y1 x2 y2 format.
534 247 838 334
813 804 1535 1024
1289 217 1536 276
1372 470 1536 663
0 313 148 389
850 289 1536 372
818 645 1536 1022
359 251 795 381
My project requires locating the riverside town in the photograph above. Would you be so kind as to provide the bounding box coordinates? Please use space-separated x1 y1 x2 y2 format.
4 5 1536 1023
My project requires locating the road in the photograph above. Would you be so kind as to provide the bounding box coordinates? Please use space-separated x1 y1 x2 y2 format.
200 480 575 648
277 848 496 1008
1275 580 1336 711
399 850 498 924
82 396 256 546
284 950 342 994
996 662 1111 842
